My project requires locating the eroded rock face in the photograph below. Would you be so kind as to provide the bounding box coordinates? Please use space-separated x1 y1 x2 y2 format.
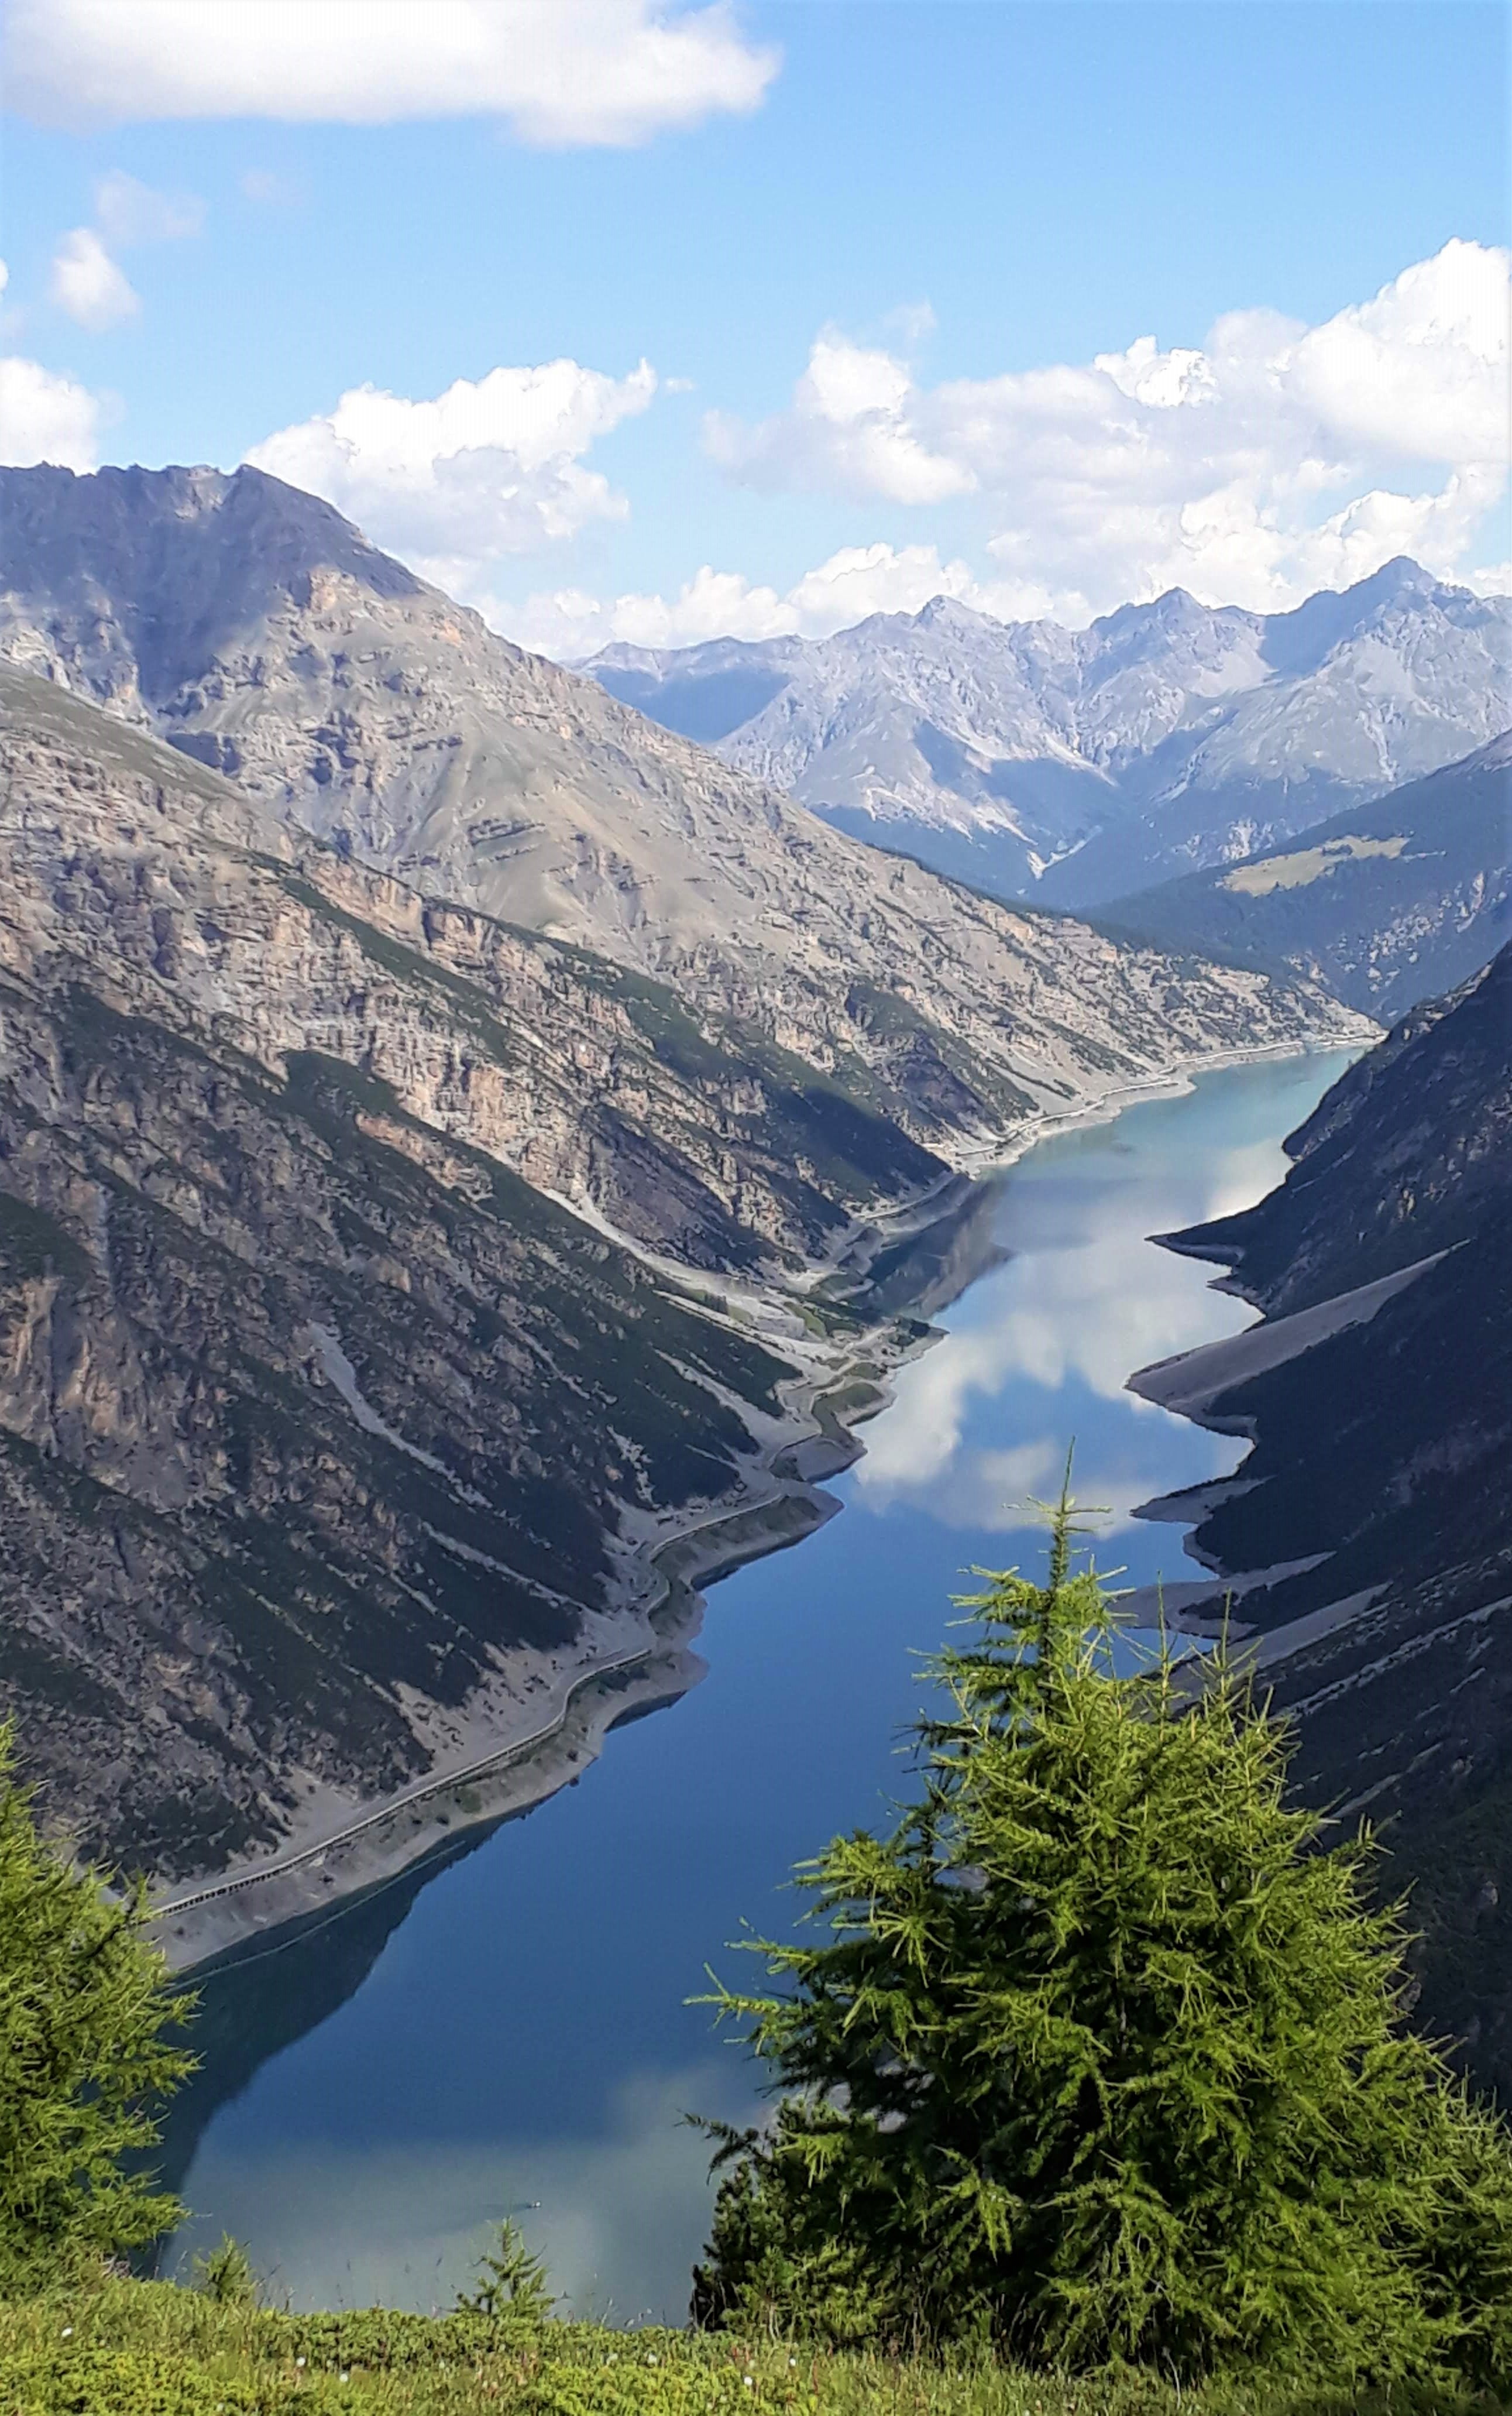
0 465 1369 1156
1 675 831 1878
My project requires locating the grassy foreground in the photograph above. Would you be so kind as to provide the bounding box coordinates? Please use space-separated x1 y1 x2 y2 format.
0 2283 1505 2416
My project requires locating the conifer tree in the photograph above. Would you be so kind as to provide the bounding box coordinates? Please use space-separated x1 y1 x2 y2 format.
0 1728 195 2290
692 1486 1512 2387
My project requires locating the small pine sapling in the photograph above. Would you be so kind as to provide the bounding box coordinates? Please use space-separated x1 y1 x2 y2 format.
454 2219 556 2326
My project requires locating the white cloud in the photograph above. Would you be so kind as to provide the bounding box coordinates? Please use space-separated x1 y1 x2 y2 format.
0 354 105 467
47 228 139 331
5 0 780 147
245 359 659 578
706 332 973 506
495 541 1065 659
706 242 1511 617
93 169 204 245
1285 239 1508 465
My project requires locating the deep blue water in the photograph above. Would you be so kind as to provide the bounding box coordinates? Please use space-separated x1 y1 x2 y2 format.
165 1049 1358 2322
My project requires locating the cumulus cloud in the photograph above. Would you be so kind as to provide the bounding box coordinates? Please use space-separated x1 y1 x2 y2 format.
0 353 106 467
245 359 659 582
5 0 779 147
44 173 201 337
706 332 973 506
47 228 139 331
494 541 1064 659
706 242 1511 617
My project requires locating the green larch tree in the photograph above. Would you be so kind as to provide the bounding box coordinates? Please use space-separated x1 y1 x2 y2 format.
693 1488 1512 2388
0 1728 195 2290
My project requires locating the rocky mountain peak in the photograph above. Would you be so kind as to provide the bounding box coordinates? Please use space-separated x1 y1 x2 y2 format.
1256 554 1483 679
910 593 997 636
1 462 429 711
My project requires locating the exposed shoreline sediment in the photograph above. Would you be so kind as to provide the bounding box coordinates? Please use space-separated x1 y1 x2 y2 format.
152 1035 1363 1972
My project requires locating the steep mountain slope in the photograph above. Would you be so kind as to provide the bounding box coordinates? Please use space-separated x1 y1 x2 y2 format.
0 657 1364 1920
0 465 1366 1162
1095 734 1511 1018
1124 948 1512 2090
7 667 914 1885
585 562 1510 908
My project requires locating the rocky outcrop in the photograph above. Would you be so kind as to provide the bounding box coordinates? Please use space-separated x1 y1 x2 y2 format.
586 561 1510 908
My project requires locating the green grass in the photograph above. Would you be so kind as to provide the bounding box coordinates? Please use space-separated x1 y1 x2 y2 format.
0 2284 1503 2416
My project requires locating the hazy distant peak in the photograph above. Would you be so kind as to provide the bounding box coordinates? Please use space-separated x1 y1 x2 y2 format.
579 552 1509 910
1091 586 1232 638
910 593 1000 634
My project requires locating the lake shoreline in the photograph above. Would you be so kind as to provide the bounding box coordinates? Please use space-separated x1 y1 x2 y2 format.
152 1033 1360 1973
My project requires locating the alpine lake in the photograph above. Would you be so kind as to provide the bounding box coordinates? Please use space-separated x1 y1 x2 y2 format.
156 1048 1362 2324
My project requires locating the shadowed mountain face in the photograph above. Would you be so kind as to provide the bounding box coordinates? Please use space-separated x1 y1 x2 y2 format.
0 464 1370 1176
1126 946 1512 2096
584 563 1510 908
1095 733 1512 1019
0 471 1369 1905
4 670 871 1882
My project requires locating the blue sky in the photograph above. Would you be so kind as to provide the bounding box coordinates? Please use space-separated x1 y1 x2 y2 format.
3 1 1507 651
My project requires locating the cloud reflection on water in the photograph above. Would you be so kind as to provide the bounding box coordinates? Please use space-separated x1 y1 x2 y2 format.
170 2061 748 2324
854 1132 1284 1527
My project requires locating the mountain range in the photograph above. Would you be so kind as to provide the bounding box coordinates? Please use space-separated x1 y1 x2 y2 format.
0 464 1372 1923
585 561 1510 912
0 465 1355 1174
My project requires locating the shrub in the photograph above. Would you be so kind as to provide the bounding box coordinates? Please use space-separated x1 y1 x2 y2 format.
453 2221 556 2326
189 2235 261 2308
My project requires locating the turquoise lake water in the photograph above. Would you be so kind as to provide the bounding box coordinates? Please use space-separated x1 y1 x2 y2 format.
162 1048 1359 2323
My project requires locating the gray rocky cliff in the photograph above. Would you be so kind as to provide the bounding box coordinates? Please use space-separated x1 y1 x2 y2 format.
0 672 828 1883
